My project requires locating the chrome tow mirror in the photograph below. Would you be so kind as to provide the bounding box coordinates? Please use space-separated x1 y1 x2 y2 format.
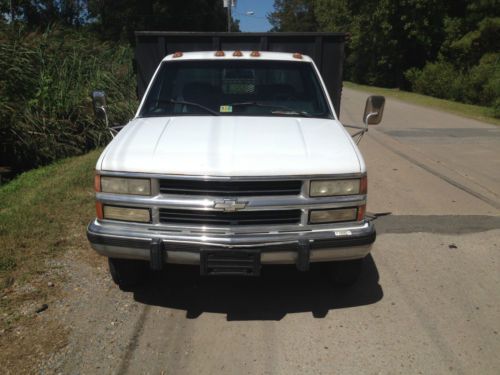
343 95 386 144
363 95 385 126
91 90 108 121
91 90 117 137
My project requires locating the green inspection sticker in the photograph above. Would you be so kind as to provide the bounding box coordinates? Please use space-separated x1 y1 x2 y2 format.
220 105 233 113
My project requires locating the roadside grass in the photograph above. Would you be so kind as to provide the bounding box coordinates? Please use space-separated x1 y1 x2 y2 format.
0 150 99 372
344 81 500 126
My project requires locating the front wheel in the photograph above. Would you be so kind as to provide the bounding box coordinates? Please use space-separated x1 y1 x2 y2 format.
108 258 148 289
322 258 364 286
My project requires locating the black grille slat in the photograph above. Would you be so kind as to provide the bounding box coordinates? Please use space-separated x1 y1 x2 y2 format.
159 209 301 226
159 179 302 196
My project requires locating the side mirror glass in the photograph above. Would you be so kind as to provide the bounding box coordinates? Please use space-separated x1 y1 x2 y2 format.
91 90 107 120
363 95 385 125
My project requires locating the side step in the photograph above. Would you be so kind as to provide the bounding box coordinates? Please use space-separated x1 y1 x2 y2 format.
200 250 261 276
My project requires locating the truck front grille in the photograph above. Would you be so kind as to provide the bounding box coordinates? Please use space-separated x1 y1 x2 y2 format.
159 209 302 226
159 179 302 196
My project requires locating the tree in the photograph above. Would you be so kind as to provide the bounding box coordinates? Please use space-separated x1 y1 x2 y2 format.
313 0 448 87
87 0 237 41
2 0 86 27
268 0 318 32
1 0 237 38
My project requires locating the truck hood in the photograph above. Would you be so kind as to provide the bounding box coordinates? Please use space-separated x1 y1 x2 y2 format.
98 116 363 176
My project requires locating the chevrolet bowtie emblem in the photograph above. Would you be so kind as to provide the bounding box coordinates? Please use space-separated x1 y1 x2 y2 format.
213 199 248 212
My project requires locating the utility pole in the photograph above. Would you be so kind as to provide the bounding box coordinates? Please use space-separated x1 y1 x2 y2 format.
223 0 236 32
9 0 14 24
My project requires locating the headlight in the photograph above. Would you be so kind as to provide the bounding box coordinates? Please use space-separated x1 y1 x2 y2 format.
309 208 358 224
309 179 361 197
100 176 151 195
103 205 151 222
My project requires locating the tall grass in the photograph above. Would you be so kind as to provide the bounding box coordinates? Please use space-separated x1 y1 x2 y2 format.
0 25 137 172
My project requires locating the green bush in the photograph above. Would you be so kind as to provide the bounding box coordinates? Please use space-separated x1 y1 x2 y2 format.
406 53 500 117
492 99 500 118
459 53 499 106
0 26 137 171
404 61 459 100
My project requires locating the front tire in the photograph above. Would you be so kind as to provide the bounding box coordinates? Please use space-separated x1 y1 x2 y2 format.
323 258 364 286
108 258 148 289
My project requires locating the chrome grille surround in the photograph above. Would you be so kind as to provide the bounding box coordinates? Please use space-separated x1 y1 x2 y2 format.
95 171 367 235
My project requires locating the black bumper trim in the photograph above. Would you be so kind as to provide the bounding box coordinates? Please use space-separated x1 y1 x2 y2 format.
150 239 165 270
87 229 376 253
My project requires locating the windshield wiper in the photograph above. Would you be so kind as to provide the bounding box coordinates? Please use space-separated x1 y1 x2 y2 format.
229 101 311 117
154 98 220 116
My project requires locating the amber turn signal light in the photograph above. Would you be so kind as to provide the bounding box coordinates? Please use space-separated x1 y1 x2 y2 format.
360 176 368 194
94 174 101 192
96 202 104 220
357 205 366 221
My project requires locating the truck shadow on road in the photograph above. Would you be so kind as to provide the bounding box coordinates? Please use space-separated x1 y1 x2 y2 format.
130 255 383 321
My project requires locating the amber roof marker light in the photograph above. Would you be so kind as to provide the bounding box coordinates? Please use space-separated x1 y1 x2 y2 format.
250 51 261 57
173 51 183 58
293 52 303 59
215 50 225 57
233 50 243 57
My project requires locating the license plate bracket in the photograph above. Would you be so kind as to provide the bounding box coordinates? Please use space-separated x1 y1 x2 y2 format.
200 249 261 276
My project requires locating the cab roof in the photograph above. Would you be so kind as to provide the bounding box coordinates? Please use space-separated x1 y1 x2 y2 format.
162 51 313 63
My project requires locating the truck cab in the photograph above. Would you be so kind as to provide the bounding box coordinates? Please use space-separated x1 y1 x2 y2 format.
87 50 384 288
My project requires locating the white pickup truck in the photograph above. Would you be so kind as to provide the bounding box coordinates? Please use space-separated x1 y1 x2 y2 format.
87 50 384 289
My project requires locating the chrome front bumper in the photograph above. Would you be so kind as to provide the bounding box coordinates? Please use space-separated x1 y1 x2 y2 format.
87 219 375 267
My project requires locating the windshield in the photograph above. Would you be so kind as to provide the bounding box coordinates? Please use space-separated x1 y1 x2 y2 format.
139 60 333 118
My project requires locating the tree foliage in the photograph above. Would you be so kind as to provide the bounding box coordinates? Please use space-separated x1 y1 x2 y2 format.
268 0 318 32
0 1 239 173
0 25 137 170
269 0 500 115
1 1 239 40
3 0 86 26
87 0 237 41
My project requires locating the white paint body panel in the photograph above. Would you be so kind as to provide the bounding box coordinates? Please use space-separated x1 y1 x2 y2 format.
97 52 365 177
98 116 364 176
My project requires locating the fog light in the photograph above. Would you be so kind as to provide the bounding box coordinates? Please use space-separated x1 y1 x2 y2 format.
309 208 358 224
103 205 151 223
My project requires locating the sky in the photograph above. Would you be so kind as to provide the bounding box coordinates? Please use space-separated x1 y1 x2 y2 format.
232 0 274 32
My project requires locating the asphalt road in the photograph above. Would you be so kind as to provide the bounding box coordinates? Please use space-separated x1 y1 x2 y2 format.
49 87 500 375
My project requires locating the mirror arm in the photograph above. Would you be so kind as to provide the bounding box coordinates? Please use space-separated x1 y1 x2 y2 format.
97 106 114 138
101 106 109 127
363 111 378 128
109 124 124 137
355 111 378 144
344 124 364 130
